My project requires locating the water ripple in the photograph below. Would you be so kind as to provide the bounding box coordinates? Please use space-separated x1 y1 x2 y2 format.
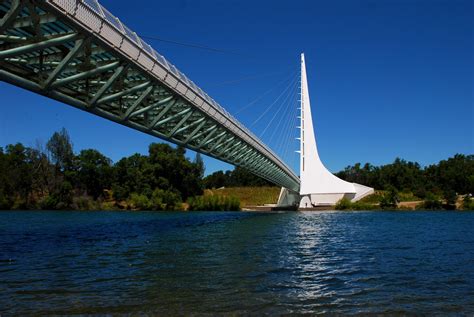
0 210 473 315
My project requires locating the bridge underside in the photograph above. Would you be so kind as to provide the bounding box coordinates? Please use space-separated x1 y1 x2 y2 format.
0 0 300 192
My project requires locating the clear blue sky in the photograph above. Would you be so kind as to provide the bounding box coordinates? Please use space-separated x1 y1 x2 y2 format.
0 0 472 175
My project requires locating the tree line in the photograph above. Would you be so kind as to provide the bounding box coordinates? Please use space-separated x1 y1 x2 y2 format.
0 128 205 210
0 127 472 210
335 155 473 198
204 154 473 198
203 166 272 188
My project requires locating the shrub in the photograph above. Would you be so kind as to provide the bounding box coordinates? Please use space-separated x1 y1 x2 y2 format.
335 198 352 210
40 194 58 210
151 188 182 211
187 195 240 211
72 195 100 210
129 193 152 210
351 201 377 210
335 198 376 211
380 187 399 209
463 195 474 210
417 192 443 210
358 191 384 204
443 189 457 210
112 184 129 201
0 192 12 210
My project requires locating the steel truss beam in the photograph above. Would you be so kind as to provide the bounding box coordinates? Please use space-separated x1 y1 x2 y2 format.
174 117 205 136
184 121 210 144
89 65 127 107
130 95 173 119
0 33 78 59
43 37 85 90
121 86 154 120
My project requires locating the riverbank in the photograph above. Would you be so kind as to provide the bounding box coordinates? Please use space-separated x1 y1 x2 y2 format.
1 184 472 212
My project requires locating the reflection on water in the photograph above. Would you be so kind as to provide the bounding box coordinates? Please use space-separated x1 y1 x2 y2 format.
1 210 473 314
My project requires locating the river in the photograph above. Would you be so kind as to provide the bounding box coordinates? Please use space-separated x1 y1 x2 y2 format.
1 210 473 315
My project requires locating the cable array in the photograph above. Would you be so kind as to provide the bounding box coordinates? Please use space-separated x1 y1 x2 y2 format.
230 67 300 174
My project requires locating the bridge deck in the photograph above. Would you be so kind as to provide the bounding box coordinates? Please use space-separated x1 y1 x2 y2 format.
0 0 300 192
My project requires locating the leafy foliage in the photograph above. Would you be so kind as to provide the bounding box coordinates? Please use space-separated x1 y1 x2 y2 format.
462 195 474 210
336 155 474 195
334 198 376 211
0 127 472 212
0 128 203 210
187 195 240 211
204 166 272 188
46 128 74 172
416 193 443 210
380 186 399 209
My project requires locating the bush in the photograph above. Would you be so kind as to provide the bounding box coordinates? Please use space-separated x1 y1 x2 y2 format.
463 195 474 210
72 195 100 210
151 188 182 211
129 193 152 210
351 201 377 210
112 184 129 201
380 187 399 209
40 194 58 210
358 191 384 204
417 192 443 210
443 189 457 210
335 198 376 211
187 195 240 211
335 198 352 210
0 192 12 210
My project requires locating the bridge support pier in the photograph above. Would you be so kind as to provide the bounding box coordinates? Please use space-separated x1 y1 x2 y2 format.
276 188 300 209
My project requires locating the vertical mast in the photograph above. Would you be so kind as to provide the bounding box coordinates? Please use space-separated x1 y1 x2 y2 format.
299 53 356 196
300 54 304 178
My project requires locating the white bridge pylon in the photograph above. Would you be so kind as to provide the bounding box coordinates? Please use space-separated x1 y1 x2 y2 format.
278 53 374 208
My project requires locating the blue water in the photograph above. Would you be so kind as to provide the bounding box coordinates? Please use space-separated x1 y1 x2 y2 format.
1 210 473 315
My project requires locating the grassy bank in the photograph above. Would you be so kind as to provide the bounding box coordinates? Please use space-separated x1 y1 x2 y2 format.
204 187 280 207
336 191 473 211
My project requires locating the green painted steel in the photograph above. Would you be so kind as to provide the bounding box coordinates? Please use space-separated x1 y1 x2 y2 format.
0 0 300 192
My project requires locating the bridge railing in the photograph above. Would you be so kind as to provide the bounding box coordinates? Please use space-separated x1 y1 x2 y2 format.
79 0 248 134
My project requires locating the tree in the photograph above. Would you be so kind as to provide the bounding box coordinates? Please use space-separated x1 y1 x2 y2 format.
203 170 227 188
195 152 205 179
443 189 457 210
112 153 151 201
148 143 203 200
380 186 399 209
203 166 272 189
76 149 113 199
46 128 74 172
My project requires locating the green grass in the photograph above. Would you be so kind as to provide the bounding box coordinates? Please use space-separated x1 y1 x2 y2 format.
205 186 280 207
358 191 384 204
205 188 426 209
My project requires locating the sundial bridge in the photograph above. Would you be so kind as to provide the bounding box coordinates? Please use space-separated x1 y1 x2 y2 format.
0 0 373 208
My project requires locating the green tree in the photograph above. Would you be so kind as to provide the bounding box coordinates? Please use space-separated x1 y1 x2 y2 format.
47 128 74 172
443 189 457 210
203 166 272 188
148 143 203 200
76 149 113 198
112 153 152 201
380 186 399 209
195 152 205 179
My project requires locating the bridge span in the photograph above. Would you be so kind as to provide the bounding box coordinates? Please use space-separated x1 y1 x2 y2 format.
0 0 300 192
